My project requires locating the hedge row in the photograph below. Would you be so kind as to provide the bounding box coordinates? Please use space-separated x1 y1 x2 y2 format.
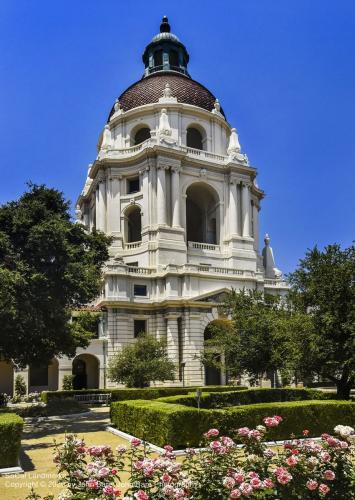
0 413 24 467
41 385 247 403
157 388 335 409
110 399 355 449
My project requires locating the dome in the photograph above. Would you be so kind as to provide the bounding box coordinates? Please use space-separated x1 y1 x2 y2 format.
109 72 225 120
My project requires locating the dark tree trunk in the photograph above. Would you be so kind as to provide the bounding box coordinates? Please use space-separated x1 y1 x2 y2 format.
336 379 352 400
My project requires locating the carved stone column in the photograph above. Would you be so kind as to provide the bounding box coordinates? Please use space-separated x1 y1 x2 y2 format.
165 314 180 367
171 166 181 227
95 174 107 232
229 178 239 236
157 165 168 225
107 172 122 234
252 202 259 251
241 182 251 238
139 166 150 228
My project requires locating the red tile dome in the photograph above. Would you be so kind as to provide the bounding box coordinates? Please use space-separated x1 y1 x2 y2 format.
108 72 225 120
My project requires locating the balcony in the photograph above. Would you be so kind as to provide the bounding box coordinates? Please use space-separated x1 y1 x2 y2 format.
188 241 220 252
125 241 142 250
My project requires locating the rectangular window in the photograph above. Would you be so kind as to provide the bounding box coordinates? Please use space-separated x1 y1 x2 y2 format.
128 177 140 194
134 319 146 338
134 284 147 296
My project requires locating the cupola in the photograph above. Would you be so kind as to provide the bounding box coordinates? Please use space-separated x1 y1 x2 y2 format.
142 16 190 77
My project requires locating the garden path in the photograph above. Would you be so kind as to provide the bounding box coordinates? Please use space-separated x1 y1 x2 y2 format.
0 407 131 500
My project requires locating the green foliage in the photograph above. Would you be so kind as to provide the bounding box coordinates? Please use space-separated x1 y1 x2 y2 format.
203 289 309 385
41 385 246 403
111 399 355 448
0 184 111 366
15 374 27 397
158 387 335 408
108 334 176 388
62 374 75 391
0 413 23 467
289 243 355 398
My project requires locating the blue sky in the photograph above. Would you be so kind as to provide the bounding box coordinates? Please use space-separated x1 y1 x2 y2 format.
0 1 354 273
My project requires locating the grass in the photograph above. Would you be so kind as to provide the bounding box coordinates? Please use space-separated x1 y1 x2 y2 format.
0 408 131 500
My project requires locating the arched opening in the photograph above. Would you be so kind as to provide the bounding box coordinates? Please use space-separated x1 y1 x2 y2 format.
169 50 179 68
154 49 163 68
133 127 151 146
0 361 14 396
186 127 204 150
186 183 219 244
72 354 99 390
125 205 142 243
204 321 222 386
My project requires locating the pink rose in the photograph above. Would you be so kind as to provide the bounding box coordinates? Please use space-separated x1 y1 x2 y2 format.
86 479 99 489
319 484 330 495
162 485 174 497
206 428 219 437
134 491 149 500
286 455 299 466
131 437 142 447
103 485 114 496
230 489 241 498
239 482 253 496
277 473 292 485
306 480 318 491
164 444 174 452
113 487 121 497
237 427 250 436
223 476 236 489
323 470 335 481
250 477 262 489
221 436 235 447
263 416 282 428
340 441 349 449
320 451 331 462
263 478 274 488
161 473 172 483
111 468 117 475
210 440 222 450
98 467 110 478
116 444 127 454
248 429 262 441
173 488 186 499
234 472 245 483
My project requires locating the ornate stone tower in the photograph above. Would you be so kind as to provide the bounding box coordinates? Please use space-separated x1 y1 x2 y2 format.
75 17 287 388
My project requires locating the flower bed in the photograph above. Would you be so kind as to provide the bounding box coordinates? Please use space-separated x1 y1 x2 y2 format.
32 417 355 499
157 388 335 408
110 399 355 448
0 413 24 468
41 385 247 404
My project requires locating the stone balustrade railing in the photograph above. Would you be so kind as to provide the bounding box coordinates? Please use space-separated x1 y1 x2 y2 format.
98 138 249 166
188 241 220 251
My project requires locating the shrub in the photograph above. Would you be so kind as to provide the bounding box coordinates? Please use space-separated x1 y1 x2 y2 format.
158 387 335 408
15 374 26 398
110 399 355 448
41 385 247 403
30 418 355 499
62 374 75 391
0 393 10 407
0 413 24 467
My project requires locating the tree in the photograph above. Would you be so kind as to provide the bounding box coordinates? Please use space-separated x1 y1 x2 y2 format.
203 289 310 386
288 244 355 398
108 334 176 388
0 184 111 366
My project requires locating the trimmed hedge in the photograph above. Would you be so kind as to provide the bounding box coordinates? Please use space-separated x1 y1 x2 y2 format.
41 385 247 403
0 413 24 467
157 388 335 408
110 399 355 449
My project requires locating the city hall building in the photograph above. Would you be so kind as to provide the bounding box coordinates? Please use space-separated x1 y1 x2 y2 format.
0 18 287 394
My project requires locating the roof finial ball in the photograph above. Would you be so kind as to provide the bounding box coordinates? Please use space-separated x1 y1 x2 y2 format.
160 16 171 33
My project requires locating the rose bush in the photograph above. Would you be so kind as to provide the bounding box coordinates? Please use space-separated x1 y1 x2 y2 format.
28 417 354 499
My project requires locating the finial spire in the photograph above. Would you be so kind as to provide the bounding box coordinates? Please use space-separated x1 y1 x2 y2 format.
160 16 171 33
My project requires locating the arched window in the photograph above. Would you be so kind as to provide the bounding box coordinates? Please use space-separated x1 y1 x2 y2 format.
186 127 204 150
125 206 142 243
169 50 179 68
134 127 151 145
154 49 163 68
186 182 219 244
